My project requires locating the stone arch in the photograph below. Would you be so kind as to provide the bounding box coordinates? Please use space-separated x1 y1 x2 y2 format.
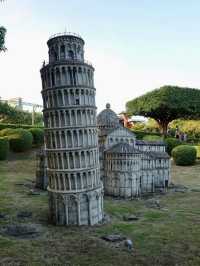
55 68 61 85
68 50 74 60
58 90 63 106
60 44 66 59
61 67 67 85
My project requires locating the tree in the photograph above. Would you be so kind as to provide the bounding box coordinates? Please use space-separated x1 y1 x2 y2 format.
0 101 43 125
0 0 6 52
126 86 200 135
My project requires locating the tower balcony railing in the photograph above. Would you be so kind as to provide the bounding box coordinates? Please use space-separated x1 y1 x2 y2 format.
42 58 93 68
49 32 83 40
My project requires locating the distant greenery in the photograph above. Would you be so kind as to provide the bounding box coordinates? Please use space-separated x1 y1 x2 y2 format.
142 135 163 141
126 86 200 135
0 101 43 125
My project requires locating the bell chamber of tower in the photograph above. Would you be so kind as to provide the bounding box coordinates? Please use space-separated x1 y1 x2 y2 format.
40 32 103 226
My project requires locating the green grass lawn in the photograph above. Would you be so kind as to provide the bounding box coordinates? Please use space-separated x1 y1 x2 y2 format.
0 150 200 266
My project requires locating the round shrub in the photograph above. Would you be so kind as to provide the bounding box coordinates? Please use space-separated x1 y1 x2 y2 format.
164 137 181 155
28 128 44 146
143 135 163 141
8 129 33 152
172 145 197 166
0 137 9 160
0 128 16 137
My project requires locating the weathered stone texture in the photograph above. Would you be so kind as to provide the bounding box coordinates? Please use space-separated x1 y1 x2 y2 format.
41 33 103 225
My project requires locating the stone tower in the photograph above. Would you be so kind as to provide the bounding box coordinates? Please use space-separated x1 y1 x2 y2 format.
40 32 103 225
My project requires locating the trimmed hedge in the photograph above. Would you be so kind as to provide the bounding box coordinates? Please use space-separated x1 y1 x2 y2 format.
6 129 33 152
164 137 182 155
29 128 44 146
0 123 43 130
143 135 163 141
0 137 9 160
0 128 17 137
132 130 161 139
172 145 197 166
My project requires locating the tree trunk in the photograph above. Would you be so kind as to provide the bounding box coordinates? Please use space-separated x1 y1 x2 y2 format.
157 120 169 136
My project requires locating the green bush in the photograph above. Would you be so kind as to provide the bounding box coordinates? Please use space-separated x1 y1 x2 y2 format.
28 128 44 146
0 128 17 137
0 137 9 160
172 145 197 166
194 146 200 159
132 130 161 140
0 123 43 130
143 135 163 141
164 137 182 155
8 129 33 152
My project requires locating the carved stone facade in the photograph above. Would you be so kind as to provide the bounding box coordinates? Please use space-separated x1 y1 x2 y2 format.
97 104 171 198
35 148 48 190
40 33 103 225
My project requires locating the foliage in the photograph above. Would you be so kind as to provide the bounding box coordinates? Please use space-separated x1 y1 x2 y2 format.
0 137 9 160
172 145 197 166
28 128 44 146
126 86 200 135
164 137 182 155
0 123 43 130
0 128 16 137
0 101 43 125
169 119 200 143
144 118 160 133
132 130 161 140
0 26 6 52
5 129 33 152
194 146 200 159
143 135 163 141
132 122 145 131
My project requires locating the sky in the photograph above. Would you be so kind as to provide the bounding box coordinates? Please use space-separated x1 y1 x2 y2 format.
0 0 200 113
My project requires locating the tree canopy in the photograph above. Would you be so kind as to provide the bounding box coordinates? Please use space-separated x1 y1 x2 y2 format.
126 85 200 135
0 1 6 52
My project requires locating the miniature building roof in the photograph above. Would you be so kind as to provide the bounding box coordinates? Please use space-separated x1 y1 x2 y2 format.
97 103 120 129
136 140 166 146
141 151 170 159
105 142 141 154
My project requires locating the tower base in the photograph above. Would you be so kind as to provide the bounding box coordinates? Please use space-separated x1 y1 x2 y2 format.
48 187 103 226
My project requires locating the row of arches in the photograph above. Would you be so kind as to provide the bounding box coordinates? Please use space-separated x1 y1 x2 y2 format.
137 145 165 152
47 149 99 170
42 87 95 109
48 40 84 62
45 128 98 149
43 108 97 128
49 188 103 225
41 66 94 89
106 137 135 147
48 169 100 192
105 157 140 172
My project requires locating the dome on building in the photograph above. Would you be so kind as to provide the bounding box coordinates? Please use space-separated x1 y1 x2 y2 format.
97 103 120 129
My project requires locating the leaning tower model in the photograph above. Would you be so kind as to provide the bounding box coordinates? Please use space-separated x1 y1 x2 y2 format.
40 32 103 225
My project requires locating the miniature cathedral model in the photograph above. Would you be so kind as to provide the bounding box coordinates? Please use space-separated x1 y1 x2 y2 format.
40 33 103 225
97 104 171 198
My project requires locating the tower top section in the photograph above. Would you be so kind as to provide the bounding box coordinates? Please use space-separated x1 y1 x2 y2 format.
47 32 85 63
